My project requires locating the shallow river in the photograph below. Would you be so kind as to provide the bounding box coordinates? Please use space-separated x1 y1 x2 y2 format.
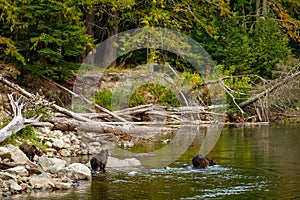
15 124 300 199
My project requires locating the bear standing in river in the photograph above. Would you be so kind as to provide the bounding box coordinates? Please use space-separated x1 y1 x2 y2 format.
90 149 108 173
192 154 216 169
19 143 43 162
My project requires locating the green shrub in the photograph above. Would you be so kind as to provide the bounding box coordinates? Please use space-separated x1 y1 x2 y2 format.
129 83 180 107
1 125 40 146
94 88 113 111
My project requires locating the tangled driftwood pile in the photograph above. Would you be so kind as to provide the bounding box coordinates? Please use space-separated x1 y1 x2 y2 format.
0 64 299 143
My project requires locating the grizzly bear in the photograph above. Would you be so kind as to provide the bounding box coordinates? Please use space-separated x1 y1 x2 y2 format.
90 149 108 173
19 143 43 162
192 154 216 169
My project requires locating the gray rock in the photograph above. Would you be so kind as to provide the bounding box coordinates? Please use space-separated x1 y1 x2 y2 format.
70 144 81 152
0 172 17 180
88 141 101 147
32 183 44 189
39 127 51 134
1 181 9 192
70 136 80 145
52 130 64 137
38 157 66 173
44 141 53 148
6 166 28 177
8 180 22 192
54 182 72 190
45 148 57 157
50 138 67 149
64 163 91 180
0 147 10 158
19 183 29 191
106 157 142 168
87 142 101 155
29 173 53 189
78 149 88 155
6 144 28 165
62 136 71 145
80 143 87 148
59 149 71 157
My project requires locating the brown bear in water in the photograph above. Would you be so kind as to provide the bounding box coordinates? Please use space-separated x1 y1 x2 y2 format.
227 113 244 123
90 149 108 173
19 143 43 162
192 154 216 169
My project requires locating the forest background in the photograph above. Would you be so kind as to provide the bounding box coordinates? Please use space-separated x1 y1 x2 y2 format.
0 0 299 121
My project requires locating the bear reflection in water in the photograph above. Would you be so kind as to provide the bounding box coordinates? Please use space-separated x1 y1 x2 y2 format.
192 154 216 169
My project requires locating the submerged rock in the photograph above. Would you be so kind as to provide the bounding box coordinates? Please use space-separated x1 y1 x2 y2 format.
106 157 142 168
128 171 138 176
54 181 72 190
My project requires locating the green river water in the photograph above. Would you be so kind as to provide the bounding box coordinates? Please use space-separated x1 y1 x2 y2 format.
14 124 300 200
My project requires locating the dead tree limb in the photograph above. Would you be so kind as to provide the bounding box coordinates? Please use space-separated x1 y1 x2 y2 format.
0 93 40 143
41 75 127 122
219 81 245 115
239 71 300 108
0 74 93 122
0 75 171 138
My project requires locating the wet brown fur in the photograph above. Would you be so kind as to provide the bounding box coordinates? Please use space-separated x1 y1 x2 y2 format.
19 143 43 161
90 149 108 173
192 154 216 169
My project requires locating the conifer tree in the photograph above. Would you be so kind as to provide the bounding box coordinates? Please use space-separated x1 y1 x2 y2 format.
1 0 92 81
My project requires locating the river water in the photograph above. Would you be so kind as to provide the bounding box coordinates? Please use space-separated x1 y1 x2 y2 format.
15 124 300 199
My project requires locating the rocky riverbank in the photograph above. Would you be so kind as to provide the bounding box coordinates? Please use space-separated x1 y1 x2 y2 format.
0 127 142 198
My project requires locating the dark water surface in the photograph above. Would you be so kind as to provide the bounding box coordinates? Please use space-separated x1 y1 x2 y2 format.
14 124 300 199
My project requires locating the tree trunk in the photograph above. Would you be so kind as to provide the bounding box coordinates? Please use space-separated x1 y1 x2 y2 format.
262 0 268 16
256 0 261 21
86 11 95 53
105 10 119 68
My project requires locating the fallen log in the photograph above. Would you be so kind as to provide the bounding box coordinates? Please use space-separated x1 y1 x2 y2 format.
0 75 174 141
50 117 174 133
77 104 154 120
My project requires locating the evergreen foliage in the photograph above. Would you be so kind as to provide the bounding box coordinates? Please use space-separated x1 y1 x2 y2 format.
0 0 299 107
0 0 92 81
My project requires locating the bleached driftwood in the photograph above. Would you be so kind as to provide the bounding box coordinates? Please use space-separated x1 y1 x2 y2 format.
0 75 173 139
0 93 40 143
41 75 127 122
0 74 95 123
239 71 300 108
